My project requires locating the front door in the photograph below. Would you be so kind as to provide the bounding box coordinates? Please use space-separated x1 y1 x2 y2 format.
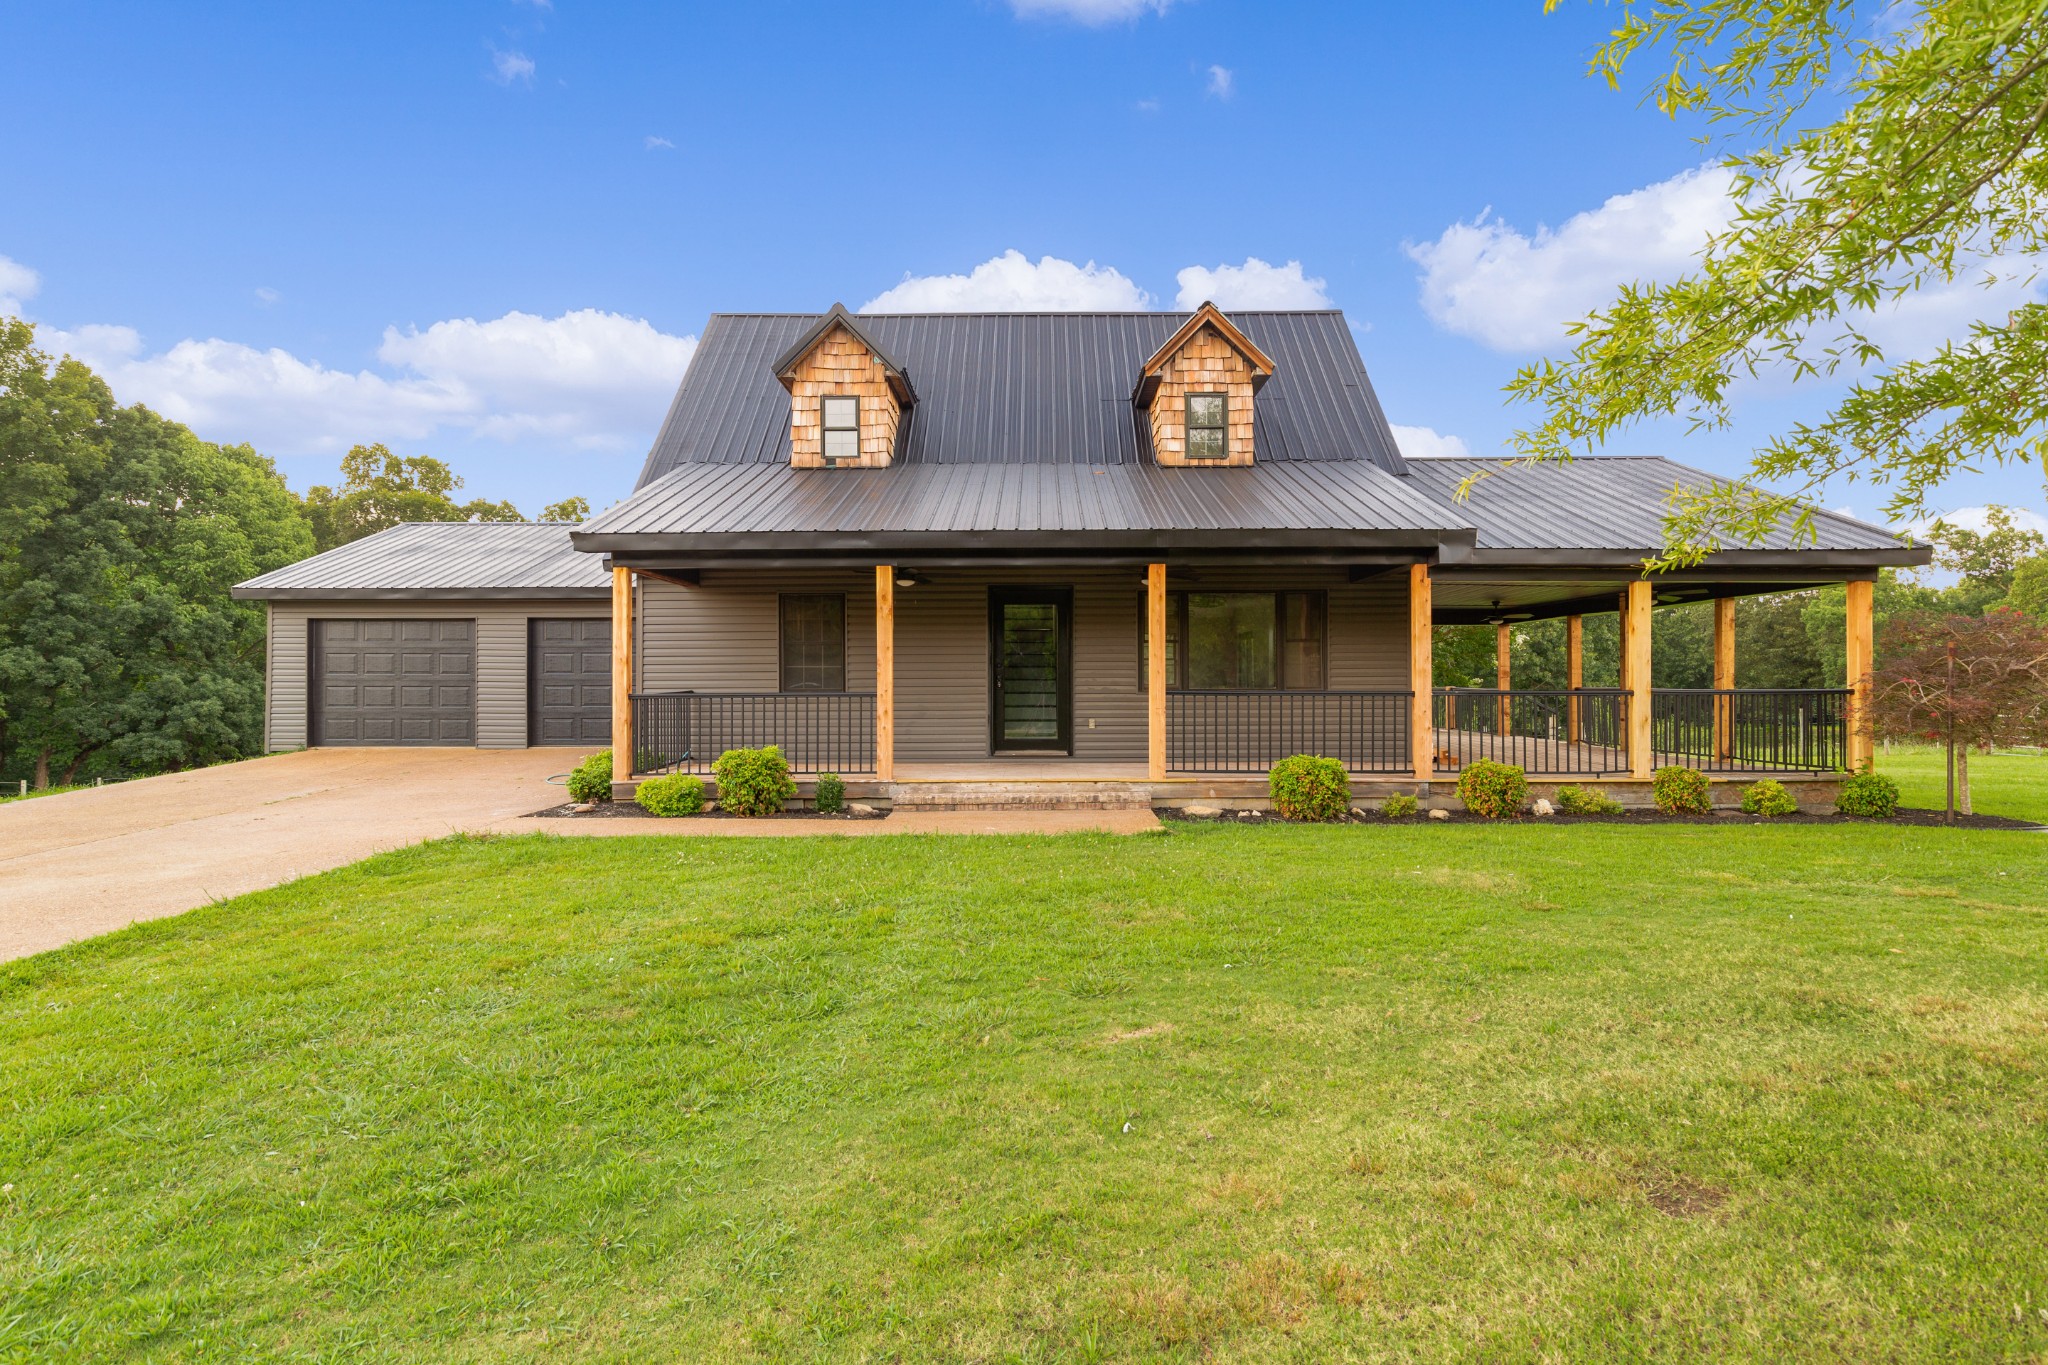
989 587 1072 754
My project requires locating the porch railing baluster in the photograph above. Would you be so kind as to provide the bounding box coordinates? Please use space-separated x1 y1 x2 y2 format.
627 691 877 775
1649 688 1848 773
1166 690 1413 774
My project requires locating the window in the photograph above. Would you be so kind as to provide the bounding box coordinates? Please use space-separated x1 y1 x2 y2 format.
822 396 859 462
1185 393 1227 461
1142 591 1324 690
779 594 846 691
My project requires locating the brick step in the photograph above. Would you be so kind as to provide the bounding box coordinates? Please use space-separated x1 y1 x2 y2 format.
888 782 1155 811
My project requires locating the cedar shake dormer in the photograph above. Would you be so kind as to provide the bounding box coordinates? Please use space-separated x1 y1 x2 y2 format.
1134 301 1276 467
773 303 916 468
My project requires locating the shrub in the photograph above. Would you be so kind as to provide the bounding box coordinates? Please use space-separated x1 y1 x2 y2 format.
1740 778 1799 817
1380 792 1419 819
1555 783 1624 816
815 772 846 814
712 745 796 817
635 773 704 817
1651 765 1712 815
566 749 613 803
1456 759 1528 820
1269 755 1350 821
1837 771 1901 818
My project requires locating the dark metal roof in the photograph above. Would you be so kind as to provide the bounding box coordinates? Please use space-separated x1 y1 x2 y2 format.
576 459 1474 556
768 302 915 403
635 310 1411 484
1402 456 1928 567
233 522 610 600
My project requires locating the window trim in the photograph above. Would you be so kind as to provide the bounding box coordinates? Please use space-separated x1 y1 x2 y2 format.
1141 589 1327 691
1184 391 1228 461
777 592 848 693
821 395 860 463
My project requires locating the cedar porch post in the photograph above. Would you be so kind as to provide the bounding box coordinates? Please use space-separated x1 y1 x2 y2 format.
1495 622 1512 735
875 566 895 782
1713 596 1737 760
1845 577 1875 772
611 566 634 786
1147 563 1167 780
1410 563 1433 784
1625 580 1654 780
1565 614 1583 744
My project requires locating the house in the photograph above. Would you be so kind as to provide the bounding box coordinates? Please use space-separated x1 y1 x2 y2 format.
234 302 1927 807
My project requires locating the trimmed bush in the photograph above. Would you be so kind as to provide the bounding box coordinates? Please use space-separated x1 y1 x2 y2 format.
1837 771 1901 818
635 773 704 817
712 745 796 817
1740 778 1799 817
1555 783 1624 816
1652 765 1712 815
566 750 613 803
1456 759 1528 820
1380 792 1419 819
815 772 846 814
1269 755 1350 821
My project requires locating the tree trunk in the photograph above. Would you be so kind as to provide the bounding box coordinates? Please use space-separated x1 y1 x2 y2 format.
1944 737 1955 821
33 747 50 792
60 757 81 787
1958 746 1972 816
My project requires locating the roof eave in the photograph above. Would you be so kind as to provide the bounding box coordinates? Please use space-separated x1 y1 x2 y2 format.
231 585 611 601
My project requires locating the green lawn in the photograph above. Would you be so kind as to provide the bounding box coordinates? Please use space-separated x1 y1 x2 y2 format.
1877 743 2048 824
4 826 2046 1362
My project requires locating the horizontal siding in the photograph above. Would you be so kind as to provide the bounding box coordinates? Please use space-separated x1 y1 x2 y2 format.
266 599 605 750
639 572 878 694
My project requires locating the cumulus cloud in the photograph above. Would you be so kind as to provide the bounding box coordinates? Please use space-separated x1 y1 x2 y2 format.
1008 0 1173 22
1388 424 1472 459
0 253 40 315
1205 64 1234 99
1407 165 1737 353
1175 258 1330 310
1903 504 2048 539
490 47 535 84
862 250 1152 312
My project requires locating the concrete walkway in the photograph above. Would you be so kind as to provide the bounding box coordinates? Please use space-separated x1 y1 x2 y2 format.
0 749 1158 962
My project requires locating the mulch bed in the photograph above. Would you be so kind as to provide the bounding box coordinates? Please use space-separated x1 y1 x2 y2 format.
1156 806 2043 831
531 802 889 822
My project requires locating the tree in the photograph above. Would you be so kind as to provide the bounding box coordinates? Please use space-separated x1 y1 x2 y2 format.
1514 1 2048 564
1866 608 2048 817
541 496 590 522
2010 556 2048 616
302 443 522 552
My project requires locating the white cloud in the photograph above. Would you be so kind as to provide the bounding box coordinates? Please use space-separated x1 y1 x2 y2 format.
490 47 535 85
254 286 280 306
644 135 674 150
0 253 40 315
862 250 1151 312
1389 424 1471 459
1205 64 1234 99
1174 258 1330 310
1008 0 1173 22
1903 504 2048 540
1408 164 1737 352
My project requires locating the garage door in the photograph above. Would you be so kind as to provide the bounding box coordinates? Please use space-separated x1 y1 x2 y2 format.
312 619 475 745
529 618 612 746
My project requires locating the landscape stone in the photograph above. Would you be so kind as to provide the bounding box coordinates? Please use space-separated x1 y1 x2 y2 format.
1532 798 1555 816
1428 808 1450 821
1182 804 1222 817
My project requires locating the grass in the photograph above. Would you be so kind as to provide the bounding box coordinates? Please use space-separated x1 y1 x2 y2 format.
1877 743 2048 823
0 783 91 805
4 824 2047 1362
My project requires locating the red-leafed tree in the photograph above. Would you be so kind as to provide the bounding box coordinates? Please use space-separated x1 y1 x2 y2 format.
1865 609 2048 819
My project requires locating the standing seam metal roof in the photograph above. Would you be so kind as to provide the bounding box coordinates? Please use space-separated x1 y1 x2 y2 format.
232 522 609 598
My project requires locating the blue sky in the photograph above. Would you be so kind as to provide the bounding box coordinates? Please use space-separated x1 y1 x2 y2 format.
2 0 2042 535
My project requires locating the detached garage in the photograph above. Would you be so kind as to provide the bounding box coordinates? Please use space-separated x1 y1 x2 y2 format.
234 522 612 750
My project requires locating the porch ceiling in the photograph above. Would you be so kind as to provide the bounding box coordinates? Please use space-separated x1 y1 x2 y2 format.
1431 571 1864 624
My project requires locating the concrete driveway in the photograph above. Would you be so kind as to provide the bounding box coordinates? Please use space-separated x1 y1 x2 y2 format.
0 748 572 962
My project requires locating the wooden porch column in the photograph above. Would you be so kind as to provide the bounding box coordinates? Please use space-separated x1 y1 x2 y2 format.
1410 563 1434 784
1713 597 1737 760
1565 614 1583 744
1495 622 1512 734
1845 577 1875 772
875 566 895 782
610 566 634 785
1147 563 1167 780
1625 580 1654 780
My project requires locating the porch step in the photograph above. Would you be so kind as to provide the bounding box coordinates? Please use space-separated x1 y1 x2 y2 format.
888 781 1155 812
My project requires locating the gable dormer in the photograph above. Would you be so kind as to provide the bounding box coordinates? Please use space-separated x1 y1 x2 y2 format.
773 303 916 468
1134 301 1275 467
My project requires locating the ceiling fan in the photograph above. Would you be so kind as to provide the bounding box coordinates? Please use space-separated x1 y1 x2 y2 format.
1483 599 1534 626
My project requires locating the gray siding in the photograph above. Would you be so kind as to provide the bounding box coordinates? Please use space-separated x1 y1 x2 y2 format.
266 599 607 750
637 567 1412 764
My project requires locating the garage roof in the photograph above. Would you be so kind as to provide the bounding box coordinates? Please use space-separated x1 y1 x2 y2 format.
233 522 610 600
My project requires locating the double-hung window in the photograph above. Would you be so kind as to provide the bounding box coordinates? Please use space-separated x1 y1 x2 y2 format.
1185 393 1227 461
1143 591 1325 690
822 396 860 463
779 594 846 692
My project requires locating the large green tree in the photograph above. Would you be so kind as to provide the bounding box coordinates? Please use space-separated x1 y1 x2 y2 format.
0 321 312 787
302 443 523 552
1515 0 2048 563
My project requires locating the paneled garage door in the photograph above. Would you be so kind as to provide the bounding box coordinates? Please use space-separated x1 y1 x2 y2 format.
312 619 475 745
528 618 612 745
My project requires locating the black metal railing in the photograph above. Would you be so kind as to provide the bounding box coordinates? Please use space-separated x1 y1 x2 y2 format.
1167 690 1412 774
1433 689 1630 775
1651 688 1849 772
629 691 876 775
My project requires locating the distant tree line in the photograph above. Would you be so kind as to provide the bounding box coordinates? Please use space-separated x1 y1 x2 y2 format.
0 319 586 789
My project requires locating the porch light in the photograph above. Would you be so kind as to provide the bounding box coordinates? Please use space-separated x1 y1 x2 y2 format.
894 569 925 588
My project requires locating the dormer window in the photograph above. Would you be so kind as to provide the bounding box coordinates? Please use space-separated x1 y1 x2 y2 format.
823 396 859 463
1186 394 1227 461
